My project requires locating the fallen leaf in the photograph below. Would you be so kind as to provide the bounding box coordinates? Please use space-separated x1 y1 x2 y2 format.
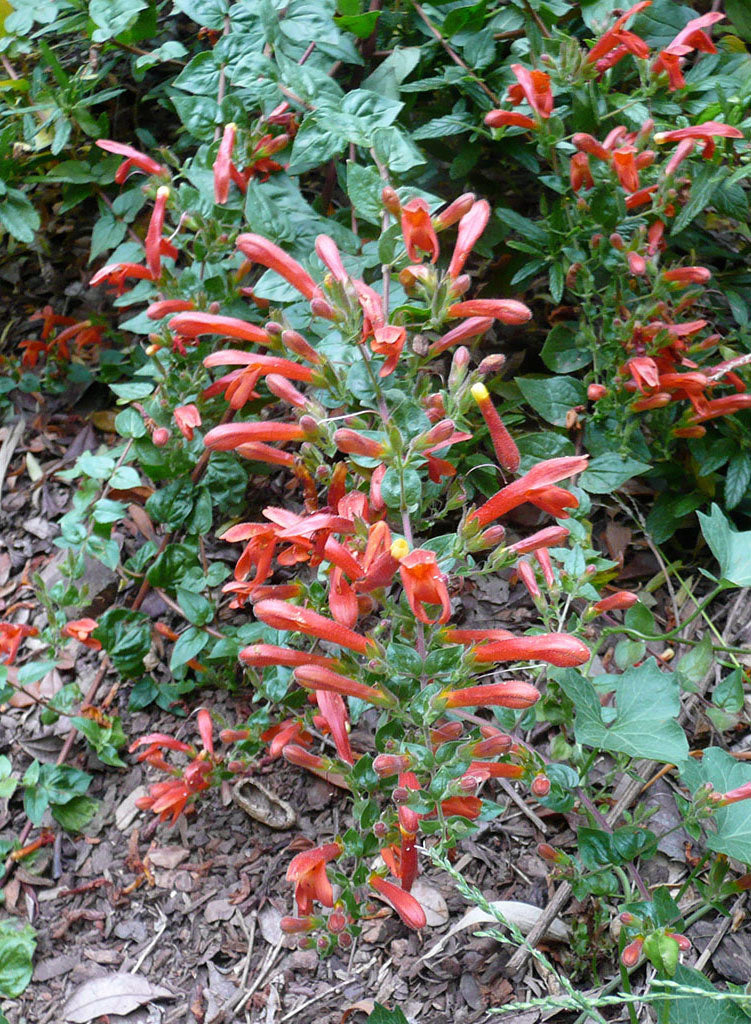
410 879 449 927
420 901 569 962
116 787 149 831
147 845 190 870
63 973 173 1022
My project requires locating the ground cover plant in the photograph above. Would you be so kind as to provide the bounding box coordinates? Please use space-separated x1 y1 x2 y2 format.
1 0 751 1021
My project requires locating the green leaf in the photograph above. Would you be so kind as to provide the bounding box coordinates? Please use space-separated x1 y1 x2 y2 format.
726 0 751 42
517 376 587 426
381 467 421 513
288 118 345 174
541 325 592 373
697 504 751 586
671 165 724 234
675 635 713 688
654 964 749 1023
93 609 151 678
89 0 147 42
0 190 40 243
712 668 744 714
177 587 214 626
361 47 420 99
366 1005 409 1024
71 715 127 768
172 0 228 28
643 930 679 977
334 10 379 37
0 920 36 998
51 795 99 832
371 126 426 173
681 748 751 863
346 162 384 225
170 627 209 671
554 659 689 764
725 454 751 510
146 480 196 529
579 453 651 494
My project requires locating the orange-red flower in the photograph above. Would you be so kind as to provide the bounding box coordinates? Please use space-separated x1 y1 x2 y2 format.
400 198 439 263
214 122 236 204
294 665 389 706
468 633 591 668
0 623 38 665
316 690 354 764
570 152 594 192
144 186 172 277
204 421 308 450
439 681 541 710
61 618 101 651
173 404 201 441
469 455 588 526
369 874 426 929
394 547 451 625
507 64 553 119
254 600 371 655
448 299 531 324
236 234 318 300
593 591 639 614
371 325 407 377
653 13 724 90
586 2 651 65
286 842 342 914
428 316 494 357
654 121 744 160
448 200 490 279
471 382 519 472
485 110 537 130
96 139 168 182
315 234 349 284
169 313 273 347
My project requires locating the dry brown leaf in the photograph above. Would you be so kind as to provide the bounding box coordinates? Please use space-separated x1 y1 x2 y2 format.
62 973 173 1022
410 879 449 927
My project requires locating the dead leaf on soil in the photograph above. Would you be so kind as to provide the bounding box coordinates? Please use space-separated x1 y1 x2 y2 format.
231 777 297 830
116 786 149 831
341 1000 375 1023
62 973 174 1022
420 901 569 962
409 879 449 927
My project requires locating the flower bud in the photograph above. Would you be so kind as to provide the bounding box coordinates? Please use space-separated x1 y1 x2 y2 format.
449 347 470 389
531 775 551 797
621 937 644 967
477 354 506 375
609 233 625 251
373 753 412 777
382 186 401 216
538 843 564 863
587 383 608 400
152 427 170 446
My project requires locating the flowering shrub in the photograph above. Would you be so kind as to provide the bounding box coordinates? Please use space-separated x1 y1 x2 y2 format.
4 0 751 1011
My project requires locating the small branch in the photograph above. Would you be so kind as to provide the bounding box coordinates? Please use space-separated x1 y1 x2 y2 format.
409 0 499 105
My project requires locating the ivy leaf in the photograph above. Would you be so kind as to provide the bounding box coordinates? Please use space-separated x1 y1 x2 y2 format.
516 376 587 426
554 659 689 764
697 504 751 586
579 454 651 494
0 920 36 998
653 964 749 1023
680 748 751 863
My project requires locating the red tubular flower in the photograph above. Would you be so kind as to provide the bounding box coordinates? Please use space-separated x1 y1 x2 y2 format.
214 122 236 204
61 618 101 651
204 422 308 450
586 2 651 64
369 874 426 929
233 442 295 467
448 299 532 324
593 591 639 614
434 193 475 230
653 13 724 89
89 262 156 291
282 329 322 364
625 185 658 210
443 627 513 644
517 560 540 599
627 251 647 276
197 708 213 755
144 186 170 277
0 623 38 665
573 133 611 162
440 681 541 710
428 316 494 357
333 429 385 458
471 382 520 472
509 526 569 554
663 267 711 285
294 665 389 705
469 455 588 527
394 547 451 625
400 198 439 263
96 139 168 182
468 733 513 758
485 110 537 130
169 313 273 347
691 394 751 422
536 548 555 588
236 234 318 300
254 600 370 655
612 147 639 193
316 690 354 764
469 633 590 667
146 300 195 320
621 937 644 967
239 644 338 669
440 796 482 819
262 719 312 759
570 152 594 192
717 781 751 805
315 235 349 284
448 200 490 279
467 760 525 779
373 754 413 777
627 356 660 392
286 842 342 914
266 374 307 408
371 325 407 377
280 916 315 934
654 122 744 160
508 64 553 119
173 404 201 441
